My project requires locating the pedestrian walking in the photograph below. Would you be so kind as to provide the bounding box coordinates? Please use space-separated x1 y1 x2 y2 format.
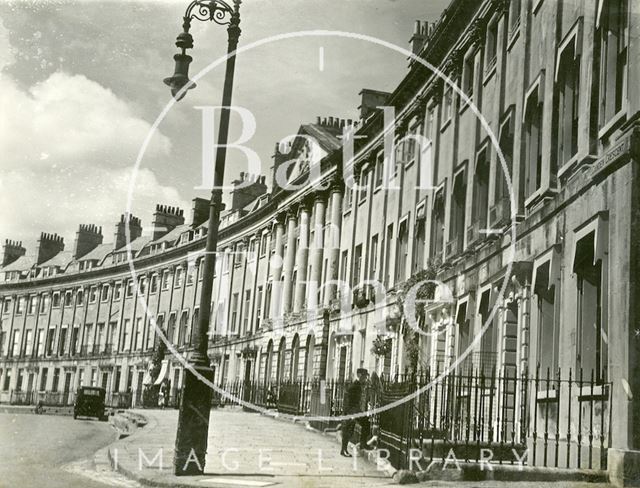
340 368 370 457
158 383 166 409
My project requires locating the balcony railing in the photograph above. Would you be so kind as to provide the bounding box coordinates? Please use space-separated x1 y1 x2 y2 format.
466 221 480 247
445 237 460 260
489 197 510 229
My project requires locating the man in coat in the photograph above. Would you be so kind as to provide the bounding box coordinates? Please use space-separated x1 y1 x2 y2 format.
340 368 370 457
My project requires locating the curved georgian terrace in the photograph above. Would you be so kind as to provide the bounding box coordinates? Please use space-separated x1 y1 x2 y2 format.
1 0 639 477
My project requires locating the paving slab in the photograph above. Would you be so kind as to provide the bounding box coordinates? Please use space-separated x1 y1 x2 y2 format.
109 407 392 488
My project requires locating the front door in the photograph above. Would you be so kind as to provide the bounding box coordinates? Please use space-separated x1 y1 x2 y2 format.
26 373 35 404
243 360 252 406
338 347 347 382
136 371 144 407
62 372 72 405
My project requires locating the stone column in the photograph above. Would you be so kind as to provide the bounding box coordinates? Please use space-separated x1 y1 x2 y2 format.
269 215 285 319
294 201 311 312
324 182 344 307
238 236 250 336
249 231 262 335
309 192 327 311
282 207 298 313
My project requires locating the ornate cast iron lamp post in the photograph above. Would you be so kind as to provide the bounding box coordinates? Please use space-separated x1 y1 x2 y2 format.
164 0 241 476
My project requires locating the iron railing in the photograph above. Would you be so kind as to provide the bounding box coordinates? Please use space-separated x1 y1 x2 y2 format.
206 368 611 472
9 390 34 405
106 391 132 408
36 391 74 406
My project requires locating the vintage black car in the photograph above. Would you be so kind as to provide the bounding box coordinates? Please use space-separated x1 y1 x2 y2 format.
73 386 108 421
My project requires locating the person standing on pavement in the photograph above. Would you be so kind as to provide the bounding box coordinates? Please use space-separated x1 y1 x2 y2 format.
340 368 370 457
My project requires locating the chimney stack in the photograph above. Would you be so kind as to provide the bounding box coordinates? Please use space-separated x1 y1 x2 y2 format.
151 204 185 240
2 240 26 267
358 88 390 121
36 233 64 265
191 198 209 228
114 214 143 250
410 20 429 57
272 140 291 193
231 173 268 211
73 224 103 259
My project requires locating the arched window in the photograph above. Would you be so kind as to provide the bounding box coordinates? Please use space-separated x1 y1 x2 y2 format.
290 334 300 380
276 337 286 383
304 334 315 380
265 340 274 385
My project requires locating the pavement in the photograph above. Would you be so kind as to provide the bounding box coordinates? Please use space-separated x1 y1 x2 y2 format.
107 407 616 488
0 405 617 487
108 407 393 488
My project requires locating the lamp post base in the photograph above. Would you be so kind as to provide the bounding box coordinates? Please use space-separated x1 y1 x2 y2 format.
173 360 214 476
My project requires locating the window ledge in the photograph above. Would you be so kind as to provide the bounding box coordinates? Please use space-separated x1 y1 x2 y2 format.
536 388 558 402
577 384 609 400
558 152 596 181
440 117 452 133
533 0 544 14
459 97 472 115
598 109 627 141
483 61 497 85
524 186 558 213
507 22 521 51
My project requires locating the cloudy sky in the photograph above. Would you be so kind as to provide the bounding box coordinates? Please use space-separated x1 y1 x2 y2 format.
0 0 449 253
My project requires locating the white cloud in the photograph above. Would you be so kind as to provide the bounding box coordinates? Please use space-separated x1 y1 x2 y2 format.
0 166 188 246
0 70 171 170
0 19 188 248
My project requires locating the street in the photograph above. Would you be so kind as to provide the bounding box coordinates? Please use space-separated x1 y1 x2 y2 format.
0 413 121 488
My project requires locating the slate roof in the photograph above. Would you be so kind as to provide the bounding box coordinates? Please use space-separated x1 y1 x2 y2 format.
80 243 113 264
151 224 190 246
40 250 74 270
300 123 342 152
120 236 152 256
1 255 35 273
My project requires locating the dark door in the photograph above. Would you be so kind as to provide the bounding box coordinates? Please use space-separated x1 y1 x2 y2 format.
62 372 72 405
338 348 347 381
26 373 35 404
243 360 252 408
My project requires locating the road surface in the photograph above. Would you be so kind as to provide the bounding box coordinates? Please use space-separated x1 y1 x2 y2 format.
0 412 126 488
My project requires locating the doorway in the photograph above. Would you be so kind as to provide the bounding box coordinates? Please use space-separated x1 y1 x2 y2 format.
62 372 72 405
243 360 252 407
